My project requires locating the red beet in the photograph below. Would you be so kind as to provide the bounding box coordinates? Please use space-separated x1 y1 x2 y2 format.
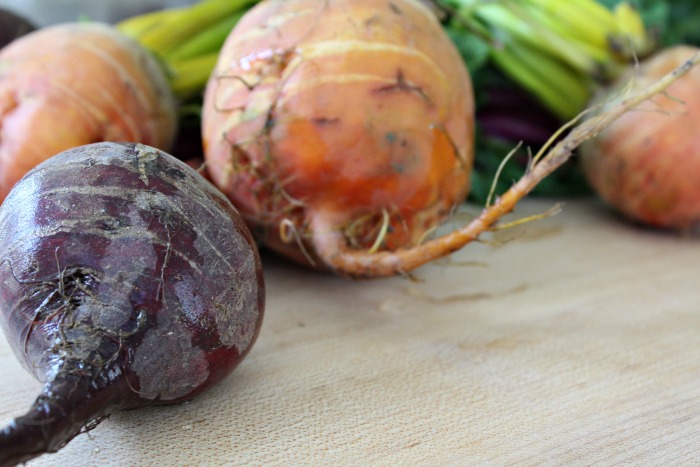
0 142 265 466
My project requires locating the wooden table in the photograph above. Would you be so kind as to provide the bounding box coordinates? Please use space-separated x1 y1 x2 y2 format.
2 198 700 465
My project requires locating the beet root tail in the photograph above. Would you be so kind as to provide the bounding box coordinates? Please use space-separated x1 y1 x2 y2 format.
0 361 129 466
308 51 700 279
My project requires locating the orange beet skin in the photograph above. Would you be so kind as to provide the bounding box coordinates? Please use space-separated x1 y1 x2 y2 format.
202 0 474 272
0 23 177 202
581 45 700 230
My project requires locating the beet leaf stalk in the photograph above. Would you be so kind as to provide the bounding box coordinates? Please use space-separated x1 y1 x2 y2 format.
118 0 257 100
436 0 653 120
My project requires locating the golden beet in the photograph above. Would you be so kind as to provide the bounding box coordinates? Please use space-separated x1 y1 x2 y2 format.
202 0 474 276
581 45 700 230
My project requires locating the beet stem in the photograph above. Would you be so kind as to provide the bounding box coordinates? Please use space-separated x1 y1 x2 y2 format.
0 360 125 466
310 51 700 278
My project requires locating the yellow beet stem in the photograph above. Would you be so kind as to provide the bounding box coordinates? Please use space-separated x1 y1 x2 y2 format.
165 12 245 62
117 0 254 100
489 40 592 120
310 51 700 278
168 52 220 100
475 2 600 75
116 8 174 38
134 0 255 56
439 0 651 118
612 2 652 57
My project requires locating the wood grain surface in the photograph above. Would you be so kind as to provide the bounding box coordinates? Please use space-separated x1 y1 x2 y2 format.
2 198 699 465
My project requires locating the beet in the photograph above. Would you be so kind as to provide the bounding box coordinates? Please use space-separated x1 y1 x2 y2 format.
0 22 178 203
202 0 474 277
581 45 700 230
0 142 265 466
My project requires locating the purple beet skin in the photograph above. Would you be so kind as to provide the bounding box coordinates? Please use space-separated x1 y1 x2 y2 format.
0 142 265 466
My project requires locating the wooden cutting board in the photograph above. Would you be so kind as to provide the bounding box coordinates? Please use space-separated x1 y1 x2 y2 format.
2 198 700 465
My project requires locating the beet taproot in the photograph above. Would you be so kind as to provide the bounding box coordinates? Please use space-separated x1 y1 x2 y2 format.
0 142 264 466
